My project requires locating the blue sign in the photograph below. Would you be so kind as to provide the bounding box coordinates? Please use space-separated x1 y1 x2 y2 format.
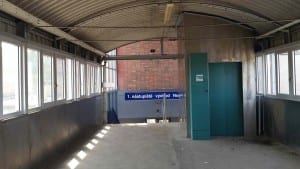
125 91 185 101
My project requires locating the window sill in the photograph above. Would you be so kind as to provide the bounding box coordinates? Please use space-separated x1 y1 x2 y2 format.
261 95 300 103
0 113 26 122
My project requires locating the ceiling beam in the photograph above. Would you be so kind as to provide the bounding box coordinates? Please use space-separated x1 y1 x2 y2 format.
35 19 294 29
104 54 183 60
0 0 106 56
257 19 300 39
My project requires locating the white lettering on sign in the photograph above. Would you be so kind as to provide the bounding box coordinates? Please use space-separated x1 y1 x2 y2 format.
131 94 153 99
125 92 185 100
196 74 204 82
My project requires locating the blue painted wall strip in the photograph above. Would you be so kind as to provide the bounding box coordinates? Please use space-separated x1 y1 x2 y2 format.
125 92 185 100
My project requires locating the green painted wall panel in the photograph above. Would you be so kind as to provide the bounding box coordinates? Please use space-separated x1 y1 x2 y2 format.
209 62 244 136
189 53 210 140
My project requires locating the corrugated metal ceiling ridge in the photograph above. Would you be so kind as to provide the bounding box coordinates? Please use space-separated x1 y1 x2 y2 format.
9 1 300 25
6 0 300 52
11 0 271 27
32 1 101 25
45 1 119 24
84 6 164 24
68 1 270 25
4 1 285 29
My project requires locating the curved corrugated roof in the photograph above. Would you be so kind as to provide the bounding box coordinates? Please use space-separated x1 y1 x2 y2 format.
7 0 300 52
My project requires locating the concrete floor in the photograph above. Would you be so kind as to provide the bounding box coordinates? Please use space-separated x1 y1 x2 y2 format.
53 123 300 169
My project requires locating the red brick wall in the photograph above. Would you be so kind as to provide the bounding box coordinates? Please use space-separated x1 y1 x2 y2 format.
117 40 180 91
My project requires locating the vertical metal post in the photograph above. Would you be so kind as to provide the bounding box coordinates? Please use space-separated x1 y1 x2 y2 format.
289 50 294 96
23 44 28 113
102 61 108 124
53 54 57 102
160 38 164 55
0 43 3 117
40 51 44 106
258 95 261 136
162 93 167 123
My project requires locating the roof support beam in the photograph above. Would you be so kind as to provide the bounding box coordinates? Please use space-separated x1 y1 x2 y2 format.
0 0 106 56
257 19 300 39
105 54 183 60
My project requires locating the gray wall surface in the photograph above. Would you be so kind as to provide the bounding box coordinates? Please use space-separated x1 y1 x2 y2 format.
0 95 103 169
107 91 118 112
180 14 256 138
263 97 300 147
117 90 185 122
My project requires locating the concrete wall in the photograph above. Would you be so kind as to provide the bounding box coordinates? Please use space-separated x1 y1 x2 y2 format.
117 90 185 122
263 97 300 147
0 96 103 169
180 14 256 138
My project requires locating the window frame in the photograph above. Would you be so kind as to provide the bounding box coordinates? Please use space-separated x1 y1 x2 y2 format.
65 56 75 101
88 63 99 97
86 63 91 96
256 55 264 94
80 61 86 98
264 52 277 96
90 65 94 95
256 41 300 102
74 59 81 100
95 65 102 94
41 50 56 108
0 37 24 119
276 50 291 96
75 58 87 99
25 45 42 113
54 54 66 102
0 33 102 120
103 60 117 92
292 49 300 97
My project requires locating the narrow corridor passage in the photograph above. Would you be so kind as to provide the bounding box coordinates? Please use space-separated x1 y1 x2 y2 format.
55 123 300 169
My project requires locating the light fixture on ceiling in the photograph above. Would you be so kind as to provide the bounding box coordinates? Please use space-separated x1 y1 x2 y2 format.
164 3 175 25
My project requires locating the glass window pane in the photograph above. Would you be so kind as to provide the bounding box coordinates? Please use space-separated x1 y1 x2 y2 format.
101 66 104 92
91 66 95 94
256 56 264 94
27 48 40 109
278 52 289 94
87 64 90 96
43 55 53 103
76 61 80 98
109 62 112 83
80 63 85 96
106 66 109 84
56 58 65 100
266 53 276 95
95 66 101 93
2 42 20 115
66 58 73 100
294 50 300 95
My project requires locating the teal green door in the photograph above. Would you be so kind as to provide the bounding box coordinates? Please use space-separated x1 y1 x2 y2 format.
189 53 210 140
209 62 244 136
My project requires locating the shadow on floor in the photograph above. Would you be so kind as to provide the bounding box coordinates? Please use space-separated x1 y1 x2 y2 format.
29 126 100 169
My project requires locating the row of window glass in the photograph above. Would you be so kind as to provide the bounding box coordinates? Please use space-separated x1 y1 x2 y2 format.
105 60 117 91
105 50 117 91
256 48 300 98
1 39 102 118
